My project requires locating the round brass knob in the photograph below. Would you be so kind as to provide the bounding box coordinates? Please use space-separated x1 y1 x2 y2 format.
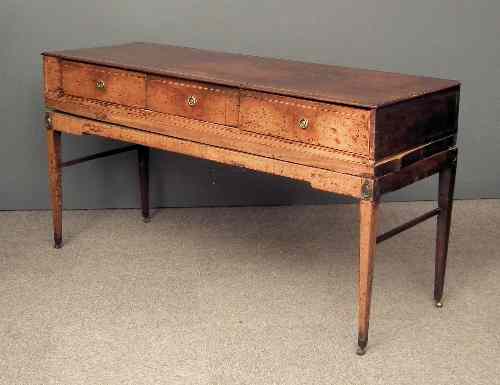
298 118 309 129
95 80 106 90
187 95 198 106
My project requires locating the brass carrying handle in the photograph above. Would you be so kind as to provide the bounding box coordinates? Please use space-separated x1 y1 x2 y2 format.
95 80 106 90
187 95 198 106
298 118 309 129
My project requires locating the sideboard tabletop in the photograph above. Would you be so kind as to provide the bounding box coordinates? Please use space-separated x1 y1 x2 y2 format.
43 42 459 108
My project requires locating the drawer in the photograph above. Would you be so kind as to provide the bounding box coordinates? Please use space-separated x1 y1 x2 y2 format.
240 91 371 156
61 61 147 107
147 76 240 126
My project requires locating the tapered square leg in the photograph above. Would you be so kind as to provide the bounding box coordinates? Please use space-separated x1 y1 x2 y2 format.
434 158 457 307
47 126 62 248
137 145 150 222
357 199 379 355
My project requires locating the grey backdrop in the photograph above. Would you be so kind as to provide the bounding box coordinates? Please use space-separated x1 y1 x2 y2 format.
1 0 499 210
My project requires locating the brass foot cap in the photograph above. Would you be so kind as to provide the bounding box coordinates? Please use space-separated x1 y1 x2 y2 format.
356 346 367 356
142 216 151 223
435 301 443 308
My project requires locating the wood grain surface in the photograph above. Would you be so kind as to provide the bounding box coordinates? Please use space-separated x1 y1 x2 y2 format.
61 60 147 107
147 75 239 126
240 90 371 156
45 92 374 176
49 111 365 198
43 42 459 108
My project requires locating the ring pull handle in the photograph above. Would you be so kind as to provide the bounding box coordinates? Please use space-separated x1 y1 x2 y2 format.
187 95 198 106
95 80 106 90
298 118 309 129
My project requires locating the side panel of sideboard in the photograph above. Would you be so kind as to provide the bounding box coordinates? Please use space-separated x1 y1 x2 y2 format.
373 87 460 160
43 56 62 94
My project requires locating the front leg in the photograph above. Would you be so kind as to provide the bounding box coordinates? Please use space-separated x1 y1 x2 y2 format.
357 198 379 355
47 120 63 248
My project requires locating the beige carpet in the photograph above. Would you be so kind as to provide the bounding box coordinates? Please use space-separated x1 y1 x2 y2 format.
1 200 499 385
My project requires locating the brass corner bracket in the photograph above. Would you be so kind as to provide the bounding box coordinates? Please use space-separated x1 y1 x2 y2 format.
450 152 458 165
45 112 52 129
361 179 375 200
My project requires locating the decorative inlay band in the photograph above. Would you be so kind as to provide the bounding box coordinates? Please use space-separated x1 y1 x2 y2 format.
242 92 368 120
150 78 236 95
62 62 145 79
45 92 371 166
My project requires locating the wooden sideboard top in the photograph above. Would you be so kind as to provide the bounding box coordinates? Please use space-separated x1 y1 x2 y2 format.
43 42 459 109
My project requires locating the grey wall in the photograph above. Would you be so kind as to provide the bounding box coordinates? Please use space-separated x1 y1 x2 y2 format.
1 0 499 210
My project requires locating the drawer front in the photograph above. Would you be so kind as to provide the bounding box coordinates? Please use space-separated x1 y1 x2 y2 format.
147 76 240 126
61 61 147 107
240 91 371 156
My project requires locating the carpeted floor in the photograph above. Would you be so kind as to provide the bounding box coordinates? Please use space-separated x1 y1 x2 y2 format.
1 200 499 385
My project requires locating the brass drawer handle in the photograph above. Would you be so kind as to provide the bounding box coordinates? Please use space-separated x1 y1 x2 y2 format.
187 95 198 106
298 118 309 129
95 80 106 90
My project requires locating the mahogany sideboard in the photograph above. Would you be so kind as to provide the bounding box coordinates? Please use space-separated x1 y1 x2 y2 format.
42 42 460 355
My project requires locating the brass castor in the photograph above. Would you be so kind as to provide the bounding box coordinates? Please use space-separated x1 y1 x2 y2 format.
142 216 151 223
435 301 443 308
54 241 62 249
356 346 367 356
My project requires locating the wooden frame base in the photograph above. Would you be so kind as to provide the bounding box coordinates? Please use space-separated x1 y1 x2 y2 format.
46 111 457 355
47 126 62 248
46 117 150 247
434 158 457 306
137 145 150 222
355 151 457 355
357 199 378 355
